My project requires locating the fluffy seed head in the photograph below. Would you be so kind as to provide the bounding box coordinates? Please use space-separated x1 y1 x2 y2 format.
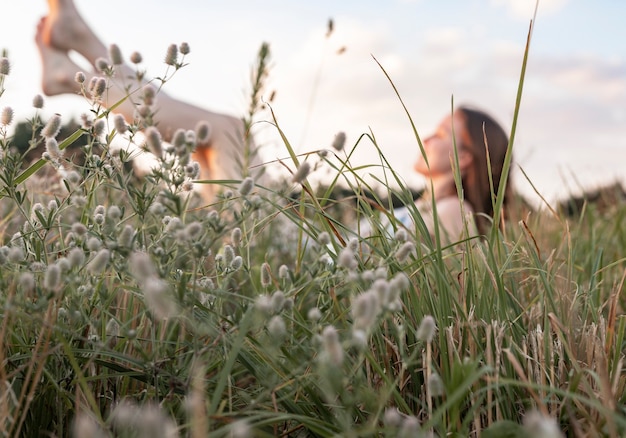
95 57 110 72
44 264 61 290
1 106 13 126
195 120 211 144
108 44 123 65
129 252 157 283
32 94 44 109
93 119 106 137
68 248 86 268
118 224 135 248
337 247 357 270
416 315 437 342
321 325 343 366
318 231 331 246
87 249 110 274
41 113 62 138
427 373 445 397
292 161 311 184
230 227 242 246
230 256 243 271
239 177 254 196
179 42 190 55
144 277 177 319
93 77 107 99
260 262 272 287
267 315 286 341
130 51 143 64
164 44 178 66
0 57 10 75
142 84 156 105
144 126 163 158
113 114 127 134
332 131 346 151
395 241 416 263
74 71 86 84
45 137 62 159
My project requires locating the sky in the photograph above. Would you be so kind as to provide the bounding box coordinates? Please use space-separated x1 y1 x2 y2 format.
0 0 625 207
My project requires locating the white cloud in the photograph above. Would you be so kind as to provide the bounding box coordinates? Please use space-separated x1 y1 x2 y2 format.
491 0 569 19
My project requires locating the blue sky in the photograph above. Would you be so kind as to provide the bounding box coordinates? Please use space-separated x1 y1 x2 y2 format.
1 0 625 204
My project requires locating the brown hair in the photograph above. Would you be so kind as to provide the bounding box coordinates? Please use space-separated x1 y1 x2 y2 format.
456 106 512 233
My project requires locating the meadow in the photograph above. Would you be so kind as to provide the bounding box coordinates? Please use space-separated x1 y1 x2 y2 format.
0 21 625 438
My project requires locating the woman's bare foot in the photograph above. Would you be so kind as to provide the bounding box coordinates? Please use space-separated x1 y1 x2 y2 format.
36 17 82 96
42 0 107 64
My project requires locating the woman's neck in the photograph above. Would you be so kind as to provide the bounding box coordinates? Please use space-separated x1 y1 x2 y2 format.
422 173 459 201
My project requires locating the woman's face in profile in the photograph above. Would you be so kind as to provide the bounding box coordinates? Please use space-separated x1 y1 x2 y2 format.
414 112 468 177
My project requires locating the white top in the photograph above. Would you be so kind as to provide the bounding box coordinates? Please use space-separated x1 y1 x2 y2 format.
360 196 478 243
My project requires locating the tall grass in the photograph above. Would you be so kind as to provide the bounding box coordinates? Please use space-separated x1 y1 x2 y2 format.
0 19 624 438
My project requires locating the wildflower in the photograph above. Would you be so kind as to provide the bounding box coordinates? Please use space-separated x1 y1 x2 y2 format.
278 264 290 279
164 43 178 66
142 84 156 105
145 126 163 158
113 114 127 134
0 57 10 75
149 202 165 215
68 248 85 268
395 228 408 242
87 237 102 251
185 129 197 145
427 373 445 397
230 255 243 271
130 51 143 64
256 262 272 288
72 414 108 438
95 57 110 73
185 221 203 240
317 231 331 246
383 407 403 429
292 161 310 184
93 214 105 225
399 416 421 437
270 290 285 312
79 112 93 129
75 71 86 84
230 420 252 438
64 170 82 185
238 176 254 196
44 264 61 290
1 106 14 126
93 77 107 99
30 94 44 109
267 315 286 341
144 277 177 319
107 205 122 221
255 294 272 317
8 246 24 263
321 325 343 366
20 272 35 296
372 278 391 306
416 315 437 342
179 42 191 55
93 119 106 137
87 249 110 274
347 237 359 252
195 120 210 143
47 199 58 212
395 241 416 263
332 131 346 151
118 224 135 248
337 247 357 270
307 307 322 322
45 137 62 159
352 329 368 350
223 244 235 266
351 290 380 332
523 411 564 438
71 222 87 237
129 251 157 282
41 113 62 138
172 129 186 149
108 43 123 65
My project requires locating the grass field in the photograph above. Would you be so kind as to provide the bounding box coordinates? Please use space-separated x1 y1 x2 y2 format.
0 21 624 438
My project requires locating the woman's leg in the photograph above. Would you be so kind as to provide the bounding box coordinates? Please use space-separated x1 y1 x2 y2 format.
40 0 260 201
